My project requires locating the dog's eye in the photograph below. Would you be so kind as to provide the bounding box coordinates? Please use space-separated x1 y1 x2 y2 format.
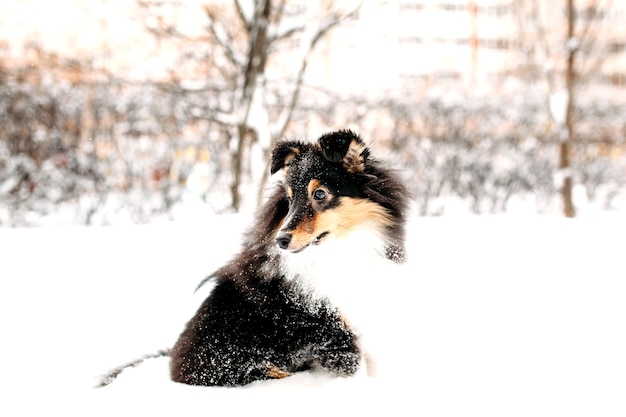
312 189 327 201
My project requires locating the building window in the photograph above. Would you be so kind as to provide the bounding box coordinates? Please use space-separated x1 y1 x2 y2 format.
399 36 425 44
578 6 606 21
609 42 626 54
479 38 516 50
436 71 461 81
439 3 467 12
433 37 469 46
479 3 515 17
609 73 626 86
399 2 424 10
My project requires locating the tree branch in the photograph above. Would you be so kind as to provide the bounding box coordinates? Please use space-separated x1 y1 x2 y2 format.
234 0 252 33
203 5 244 68
272 5 360 141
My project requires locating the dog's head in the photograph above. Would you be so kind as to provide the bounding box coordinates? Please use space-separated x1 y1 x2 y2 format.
270 130 406 261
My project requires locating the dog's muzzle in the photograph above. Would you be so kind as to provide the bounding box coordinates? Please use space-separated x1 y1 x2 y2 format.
275 231 329 252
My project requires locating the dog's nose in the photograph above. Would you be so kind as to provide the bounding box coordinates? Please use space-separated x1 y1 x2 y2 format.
275 232 292 250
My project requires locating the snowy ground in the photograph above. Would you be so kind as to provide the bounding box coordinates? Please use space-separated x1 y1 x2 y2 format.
1 210 625 416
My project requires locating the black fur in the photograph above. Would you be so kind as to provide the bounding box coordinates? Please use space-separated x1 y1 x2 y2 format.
170 130 408 386
318 129 370 164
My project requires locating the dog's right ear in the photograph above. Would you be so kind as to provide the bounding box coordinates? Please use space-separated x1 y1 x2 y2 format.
270 141 306 175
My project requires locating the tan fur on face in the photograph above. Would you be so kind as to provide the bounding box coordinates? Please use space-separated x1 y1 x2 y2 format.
285 214 316 250
307 179 321 196
288 197 392 250
315 197 393 237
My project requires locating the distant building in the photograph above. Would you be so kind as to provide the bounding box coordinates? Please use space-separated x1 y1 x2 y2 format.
2 0 624 101
307 0 626 99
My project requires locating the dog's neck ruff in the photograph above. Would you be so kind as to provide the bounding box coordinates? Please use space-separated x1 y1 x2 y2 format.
275 227 395 323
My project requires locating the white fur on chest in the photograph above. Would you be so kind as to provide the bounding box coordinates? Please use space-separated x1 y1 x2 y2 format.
278 229 404 377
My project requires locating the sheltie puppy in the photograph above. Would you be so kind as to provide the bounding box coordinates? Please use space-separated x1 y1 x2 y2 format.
170 130 408 386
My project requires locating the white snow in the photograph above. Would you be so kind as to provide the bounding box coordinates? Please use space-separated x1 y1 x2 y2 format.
549 91 569 127
1 211 625 416
566 36 581 53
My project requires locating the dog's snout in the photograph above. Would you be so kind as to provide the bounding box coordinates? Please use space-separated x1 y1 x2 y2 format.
275 232 292 250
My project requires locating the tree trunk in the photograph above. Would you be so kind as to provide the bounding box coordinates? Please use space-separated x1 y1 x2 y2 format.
231 124 247 212
561 0 576 218
230 0 271 212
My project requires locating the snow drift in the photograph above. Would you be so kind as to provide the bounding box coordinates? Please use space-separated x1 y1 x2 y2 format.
0 213 624 416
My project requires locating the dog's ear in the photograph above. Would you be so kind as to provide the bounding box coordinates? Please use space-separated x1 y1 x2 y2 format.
270 141 307 175
317 130 370 173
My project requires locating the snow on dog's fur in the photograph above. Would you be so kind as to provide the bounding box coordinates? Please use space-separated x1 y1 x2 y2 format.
169 130 409 386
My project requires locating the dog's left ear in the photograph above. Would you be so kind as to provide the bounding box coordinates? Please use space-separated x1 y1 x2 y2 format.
317 130 370 173
271 141 307 175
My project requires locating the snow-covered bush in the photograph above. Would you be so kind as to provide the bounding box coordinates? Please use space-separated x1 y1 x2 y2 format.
0 64 217 226
346 92 624 216
1 63 624 225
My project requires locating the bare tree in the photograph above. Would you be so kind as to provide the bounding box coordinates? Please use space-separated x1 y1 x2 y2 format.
136 0 359 211
560 0 577 217
515 0 615 217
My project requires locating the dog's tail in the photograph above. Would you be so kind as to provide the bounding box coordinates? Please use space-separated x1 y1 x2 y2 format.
95 349 170 388
194 274 217 293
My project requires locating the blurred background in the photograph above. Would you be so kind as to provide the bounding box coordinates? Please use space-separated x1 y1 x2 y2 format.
1 0 624 226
